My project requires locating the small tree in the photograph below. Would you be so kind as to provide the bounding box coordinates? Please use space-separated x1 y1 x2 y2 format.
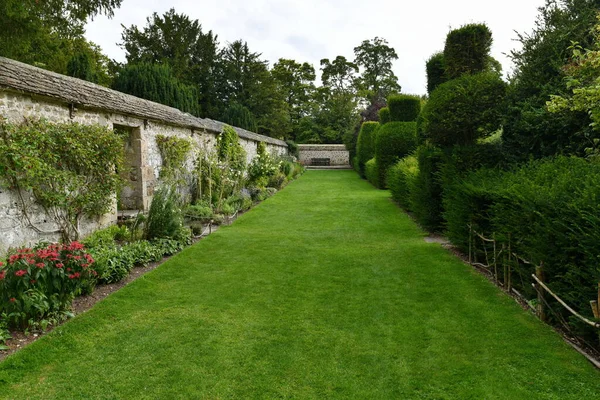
444 24 493 79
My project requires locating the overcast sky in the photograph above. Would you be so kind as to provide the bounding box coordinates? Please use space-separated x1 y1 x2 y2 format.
85 0 546 95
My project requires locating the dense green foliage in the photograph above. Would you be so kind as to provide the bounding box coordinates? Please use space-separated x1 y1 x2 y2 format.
155 134 192 183
411 144 444 231
443 23 493 79
145 186 185 241
356 122 380 176
364 158 379 188
386 155 418 210
353 37 401 102
374 122 417 187
425 52 447 94
222 102 258 132
378 107 390 124
387 94 421 122
112 63 200 116
419 72 506 147
0 120 123 242
1 171 599 398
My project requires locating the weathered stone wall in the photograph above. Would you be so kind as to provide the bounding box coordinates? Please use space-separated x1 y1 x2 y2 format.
0 57 288 254
298 144 349 166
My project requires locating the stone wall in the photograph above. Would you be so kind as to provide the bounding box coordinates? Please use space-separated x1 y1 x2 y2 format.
298 144 350 166
0 57 288 254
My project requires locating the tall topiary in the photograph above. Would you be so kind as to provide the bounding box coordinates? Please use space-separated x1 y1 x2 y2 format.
443 23 493 79
426 52 447 94
356 121 380 177
378 107 391 124
419 72 506 147
387 94 421 122
411 144 444 232
374 122 417 188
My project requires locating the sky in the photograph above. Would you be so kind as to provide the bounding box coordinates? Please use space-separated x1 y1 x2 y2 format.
85 0 547 95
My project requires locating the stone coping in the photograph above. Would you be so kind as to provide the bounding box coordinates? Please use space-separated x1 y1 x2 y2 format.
0 57 286 147
298 144 348 151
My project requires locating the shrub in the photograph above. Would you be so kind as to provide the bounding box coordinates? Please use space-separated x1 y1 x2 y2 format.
145 186 184 240
356 122 380 177
426 52 447 94
419 72 506 147
365 158 380 188
374 122 417 188
411 144 444 231
268 172 287 190
286 140 299 159
386 155 418 210
184 204 213 222
378 107 390 124
443 23 493 79
387 94 421 122
248 142 279 187
0 242 97 329
83 225 130 249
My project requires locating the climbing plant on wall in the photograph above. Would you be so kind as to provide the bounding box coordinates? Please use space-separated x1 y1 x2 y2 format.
0 119 124 242
155 134 193 184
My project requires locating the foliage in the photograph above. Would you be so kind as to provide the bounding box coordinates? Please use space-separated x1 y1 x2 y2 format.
184 204 214 221
503 0 600 159
155 134 192 183
0 242 96 329
378 107 390 124
386 155 418 210
353 37 401 102
82 225 130 249
248 142 279 187
356 122 380 177
411 144 444 231
268 172 287 190
374 122 417 188
286 140 299 159
217 125 246 173
419 72 506 147
364 158 380 188
0 119 124 242
145 186 184 240
387 94 421 122
222 102 258 132
112 62 200 116
443 23 493 79
426 52 447 94
67 52 97 83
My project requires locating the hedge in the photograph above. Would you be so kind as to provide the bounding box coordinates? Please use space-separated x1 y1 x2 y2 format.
426 52 447 94
443 23 493 79
374 122 417 188
411 144 444 231
387 94 421 122
365 158 380 188
356 122 380 177
386 155 418 210
378 107 390 124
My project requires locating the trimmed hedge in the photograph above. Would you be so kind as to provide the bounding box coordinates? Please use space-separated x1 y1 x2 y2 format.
426 52 447 94
378 107 390 124
386 155 418 210
443 156 600 343
444 23 493 79
356 122 380 177
387 94 421 122
365 158 380 188
374 122 417 188
411 144 444 231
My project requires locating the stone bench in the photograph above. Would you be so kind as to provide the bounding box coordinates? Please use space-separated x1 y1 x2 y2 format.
311 158 331 166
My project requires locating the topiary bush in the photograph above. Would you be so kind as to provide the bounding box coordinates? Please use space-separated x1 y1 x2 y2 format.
387 94 421 122
426 52 447 94
374 122 417 188
364 158 380 188
386 155 418 210
419 72 506 147
410 144 444 231
378 107 391 124
443 23 493 79
356 122 380 177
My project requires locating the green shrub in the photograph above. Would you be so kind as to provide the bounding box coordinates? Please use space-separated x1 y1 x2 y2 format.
0 242 97 329
386 155 418 210
411 144 444 231
83 225 130 249
374 122 417 188
286 140 299 159
443 23 493 79
356 122 380 177
419 72 506 147
248 142 279 187
225 193 252 212
426 52 447 94
387 94 421 122
145 186 184 240
378 107 391 124
268 172 287 190
184 203 213 221
365 158 380 188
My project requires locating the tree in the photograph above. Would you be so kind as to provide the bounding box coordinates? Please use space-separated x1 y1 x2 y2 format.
426 52 447 94
320 56 358 92
222 102 258 132
353 37 401 102
443 24 493 79
271 59 316 130
120 8 220 117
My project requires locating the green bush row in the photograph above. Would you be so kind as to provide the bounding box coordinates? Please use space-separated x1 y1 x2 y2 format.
365 158 380 188
374 122 417 188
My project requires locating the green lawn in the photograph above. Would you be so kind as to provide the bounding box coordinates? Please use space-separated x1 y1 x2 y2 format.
1 170 599 399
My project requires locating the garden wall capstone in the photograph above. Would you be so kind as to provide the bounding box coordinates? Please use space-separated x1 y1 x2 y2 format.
0 57 288 254
298 144 350 166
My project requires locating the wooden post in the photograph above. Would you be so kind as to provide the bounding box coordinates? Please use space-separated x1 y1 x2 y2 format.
493 233 498 283
536 263 546 322
506 235 512 292
468 224 472 264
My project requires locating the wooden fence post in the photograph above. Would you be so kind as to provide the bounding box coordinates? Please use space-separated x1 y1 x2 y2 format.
536 262 546 322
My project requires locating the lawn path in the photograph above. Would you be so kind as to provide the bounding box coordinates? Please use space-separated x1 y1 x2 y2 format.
1 170 599 399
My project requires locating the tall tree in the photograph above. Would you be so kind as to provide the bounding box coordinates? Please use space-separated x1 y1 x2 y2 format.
320 56 358 93
120 8 220 117
353 37 401 103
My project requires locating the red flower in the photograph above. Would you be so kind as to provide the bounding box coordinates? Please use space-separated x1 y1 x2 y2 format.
9 298 16 303
0 261 3 267
15 269 27 277
0 271 5 280
56 263 64 269
30 279 36 284
68 242 84 251
36 262 45 269
67 267 71 272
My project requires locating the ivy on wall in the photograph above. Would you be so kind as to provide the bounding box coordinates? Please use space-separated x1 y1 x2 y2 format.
0 119 124 242
156 134 192 183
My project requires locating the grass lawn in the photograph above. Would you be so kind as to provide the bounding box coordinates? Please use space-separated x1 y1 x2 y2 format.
1 170 599 399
